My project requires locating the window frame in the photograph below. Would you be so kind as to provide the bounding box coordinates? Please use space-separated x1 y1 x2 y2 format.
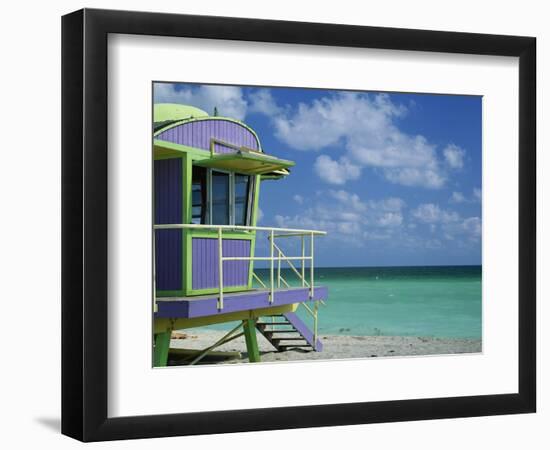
203 167 255 227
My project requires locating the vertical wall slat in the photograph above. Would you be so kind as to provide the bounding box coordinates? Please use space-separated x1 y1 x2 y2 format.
154 158 182 291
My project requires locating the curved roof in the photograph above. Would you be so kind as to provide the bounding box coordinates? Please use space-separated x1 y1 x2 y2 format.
154 103 263 151
154 103 209 123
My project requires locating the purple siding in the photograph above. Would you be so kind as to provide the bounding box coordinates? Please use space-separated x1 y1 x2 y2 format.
192 238 251 290
155 158 182 290
156 119 259 154
155 286 329 319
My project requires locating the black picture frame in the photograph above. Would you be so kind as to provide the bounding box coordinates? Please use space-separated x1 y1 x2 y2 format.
61 8 536 442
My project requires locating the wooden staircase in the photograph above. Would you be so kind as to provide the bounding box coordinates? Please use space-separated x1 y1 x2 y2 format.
256 312 323 352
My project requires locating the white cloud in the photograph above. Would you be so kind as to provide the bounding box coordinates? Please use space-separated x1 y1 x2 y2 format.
275 191 480 250
377 212 403 227
274 190 407 247
443 217 481 242
314 155 361 185
248 89 282 116
462 217 482 238
293 194 304 204
256 208 264 223
368 197 406 213
443 144 466 169
267 92 454 188
473 188 482 202
449 189 482 204
450 191 466 203
384 167 446 189
412 203 481 243
328 190 367 212
412 203 459 224
154 83 248 120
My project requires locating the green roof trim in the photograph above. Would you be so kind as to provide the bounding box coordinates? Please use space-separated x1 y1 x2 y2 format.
154 103 209 123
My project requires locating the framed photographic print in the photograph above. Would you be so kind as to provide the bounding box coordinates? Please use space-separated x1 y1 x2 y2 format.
61 8 536 442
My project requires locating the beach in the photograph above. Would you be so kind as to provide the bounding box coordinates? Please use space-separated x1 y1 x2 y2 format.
167 329 482 365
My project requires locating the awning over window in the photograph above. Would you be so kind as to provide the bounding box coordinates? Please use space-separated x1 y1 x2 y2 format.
194 150 295 175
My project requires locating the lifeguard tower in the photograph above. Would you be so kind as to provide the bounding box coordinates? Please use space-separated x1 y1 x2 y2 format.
153 103 328 366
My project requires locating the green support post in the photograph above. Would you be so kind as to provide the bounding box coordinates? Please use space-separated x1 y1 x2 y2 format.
154 329 172 367
242 319 261 363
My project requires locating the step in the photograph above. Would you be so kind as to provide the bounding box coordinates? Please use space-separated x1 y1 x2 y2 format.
271 337 307 341
260 328 298 333
277 344 313 349
257 328 294 332
256 322 291 327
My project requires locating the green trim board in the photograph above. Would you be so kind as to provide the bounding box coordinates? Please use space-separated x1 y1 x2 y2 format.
187 285 251 296
248 175 261 287
154 140 212 160
194 151 294 175
184 230 255 296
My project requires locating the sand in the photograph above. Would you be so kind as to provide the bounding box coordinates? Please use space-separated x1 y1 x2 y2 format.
166 329 482 365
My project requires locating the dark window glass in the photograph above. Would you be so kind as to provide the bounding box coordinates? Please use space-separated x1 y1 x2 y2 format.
234 174 251 226
211 171 230 225
191 166 207 224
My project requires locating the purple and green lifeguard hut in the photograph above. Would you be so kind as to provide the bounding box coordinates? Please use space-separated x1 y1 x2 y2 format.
153 103 328 366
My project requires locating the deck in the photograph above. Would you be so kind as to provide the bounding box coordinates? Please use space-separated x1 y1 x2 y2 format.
155 286 328 319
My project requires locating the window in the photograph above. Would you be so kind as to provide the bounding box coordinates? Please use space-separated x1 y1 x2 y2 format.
234 174 251 226
191 166 207 224
191 165 254 226
211 171 230 225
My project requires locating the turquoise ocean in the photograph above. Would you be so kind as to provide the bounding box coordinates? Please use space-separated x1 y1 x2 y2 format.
192 266 481 340
255 265 482 339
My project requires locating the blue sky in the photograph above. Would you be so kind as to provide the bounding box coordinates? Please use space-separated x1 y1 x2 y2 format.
154 82 482 267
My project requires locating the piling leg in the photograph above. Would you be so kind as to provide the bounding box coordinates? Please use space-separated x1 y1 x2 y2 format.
154 329 172 367
243 319 261 363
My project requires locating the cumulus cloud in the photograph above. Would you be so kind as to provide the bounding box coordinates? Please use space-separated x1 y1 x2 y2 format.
412 203 459 224
275 190 407 247
450 191 466 203
443 217 481 242
443 144 466 169
449 189 482 204
368 197 406 212
462 217 482 238
264 92 457 188
384 167 445 189
314 155 361 185
328 190 368 212
154 83 248 120
248 89 283 116
293 194 304 204
377 212 403 227
412 203 481 242
275 191 480 249
473 188 482 202
256 208 264 223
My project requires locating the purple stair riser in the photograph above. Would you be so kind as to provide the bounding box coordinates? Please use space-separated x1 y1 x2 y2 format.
283 311 323 351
